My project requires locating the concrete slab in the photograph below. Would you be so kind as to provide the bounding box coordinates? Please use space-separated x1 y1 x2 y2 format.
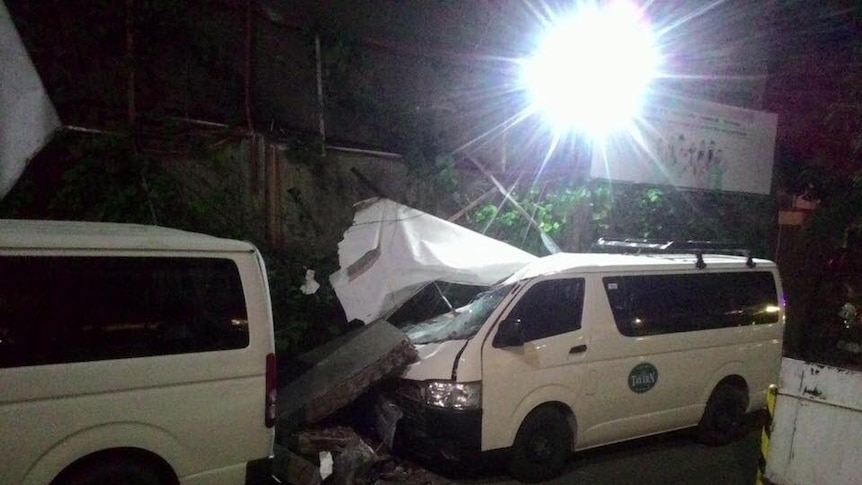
276 319 417 439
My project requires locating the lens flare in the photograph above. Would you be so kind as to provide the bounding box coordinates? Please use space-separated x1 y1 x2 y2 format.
522 1 661 139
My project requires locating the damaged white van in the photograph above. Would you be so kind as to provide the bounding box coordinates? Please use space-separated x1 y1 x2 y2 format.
0 220 276 485
379 244 784 482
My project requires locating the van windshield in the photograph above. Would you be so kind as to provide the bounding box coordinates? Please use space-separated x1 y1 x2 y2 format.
404 283 513 344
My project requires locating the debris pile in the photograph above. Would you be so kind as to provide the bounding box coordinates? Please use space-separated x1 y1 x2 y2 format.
273 319 424 484
272 198 538 484
274 427 454 485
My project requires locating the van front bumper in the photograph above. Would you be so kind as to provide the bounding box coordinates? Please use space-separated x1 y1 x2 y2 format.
379 386 482 462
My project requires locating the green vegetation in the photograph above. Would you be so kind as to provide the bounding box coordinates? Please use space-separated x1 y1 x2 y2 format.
467 181 776 257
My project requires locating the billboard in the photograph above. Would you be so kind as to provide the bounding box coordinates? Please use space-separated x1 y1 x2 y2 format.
591 95 777 195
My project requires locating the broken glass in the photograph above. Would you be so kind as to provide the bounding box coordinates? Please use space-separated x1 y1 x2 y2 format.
403 284 514 344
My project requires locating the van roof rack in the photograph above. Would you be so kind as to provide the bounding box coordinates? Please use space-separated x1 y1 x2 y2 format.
591 238 757 269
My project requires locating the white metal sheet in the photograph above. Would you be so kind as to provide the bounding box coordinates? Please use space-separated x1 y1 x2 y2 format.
0 0 60 199
329 198 537 323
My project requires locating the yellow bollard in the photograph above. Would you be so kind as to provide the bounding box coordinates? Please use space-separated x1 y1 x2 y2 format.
756 384 778 485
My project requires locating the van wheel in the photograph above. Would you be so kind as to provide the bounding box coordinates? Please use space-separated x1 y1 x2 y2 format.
64 461 164 485
698 383 748 446
509 407 572 483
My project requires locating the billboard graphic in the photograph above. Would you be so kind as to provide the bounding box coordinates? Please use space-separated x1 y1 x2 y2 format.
591 95 777 195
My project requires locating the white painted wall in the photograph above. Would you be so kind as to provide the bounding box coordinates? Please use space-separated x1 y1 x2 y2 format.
765 358 862 485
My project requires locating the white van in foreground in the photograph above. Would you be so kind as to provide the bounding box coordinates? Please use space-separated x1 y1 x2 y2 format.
0 220 276 485
381 247 784 482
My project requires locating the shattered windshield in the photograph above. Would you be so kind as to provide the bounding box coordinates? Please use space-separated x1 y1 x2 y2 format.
404 283 513 344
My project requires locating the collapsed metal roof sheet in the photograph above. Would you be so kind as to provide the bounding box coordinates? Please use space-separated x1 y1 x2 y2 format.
0 0 60 199
330 197 537 324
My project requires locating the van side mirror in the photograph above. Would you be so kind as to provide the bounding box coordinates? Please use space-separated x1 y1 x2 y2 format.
494 317 525 348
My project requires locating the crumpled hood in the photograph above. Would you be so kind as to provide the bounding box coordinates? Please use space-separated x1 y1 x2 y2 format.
401 339 468 381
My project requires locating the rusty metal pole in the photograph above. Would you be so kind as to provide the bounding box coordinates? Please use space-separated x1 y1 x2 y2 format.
125 0 135 126
265 143 283 246
315 33 326 158
245 0 259 197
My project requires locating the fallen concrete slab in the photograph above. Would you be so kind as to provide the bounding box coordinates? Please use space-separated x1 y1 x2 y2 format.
276 319 418 439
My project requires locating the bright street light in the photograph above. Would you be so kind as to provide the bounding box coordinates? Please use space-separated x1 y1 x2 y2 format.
522 1 661 139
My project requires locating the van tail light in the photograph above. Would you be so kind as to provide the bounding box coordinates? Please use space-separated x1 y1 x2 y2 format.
265 353 277 428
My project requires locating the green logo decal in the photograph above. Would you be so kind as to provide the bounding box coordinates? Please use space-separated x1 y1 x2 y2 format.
628 363 659 394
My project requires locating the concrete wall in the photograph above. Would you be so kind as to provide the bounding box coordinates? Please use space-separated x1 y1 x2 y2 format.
165 135 446 260
766 358 862 485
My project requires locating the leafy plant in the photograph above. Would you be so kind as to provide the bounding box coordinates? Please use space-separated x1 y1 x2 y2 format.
468 181 775 257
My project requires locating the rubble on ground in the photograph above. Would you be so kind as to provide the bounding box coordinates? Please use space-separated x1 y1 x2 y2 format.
273 319 424 484
274 426 456 485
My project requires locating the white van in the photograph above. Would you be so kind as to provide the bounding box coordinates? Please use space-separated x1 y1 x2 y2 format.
381 248 784 482
0 220 276 485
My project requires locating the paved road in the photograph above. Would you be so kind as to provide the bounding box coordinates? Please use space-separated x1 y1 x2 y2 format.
447 423 763 485
266 416 765 485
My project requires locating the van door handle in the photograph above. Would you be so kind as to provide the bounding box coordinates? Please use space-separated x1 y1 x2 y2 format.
569 344 588 354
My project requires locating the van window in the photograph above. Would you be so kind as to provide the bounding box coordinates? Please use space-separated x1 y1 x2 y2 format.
509 278 584 341
0 256 249 368
603 272 779 337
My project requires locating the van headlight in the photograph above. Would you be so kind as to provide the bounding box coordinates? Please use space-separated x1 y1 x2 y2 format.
423 381 481 410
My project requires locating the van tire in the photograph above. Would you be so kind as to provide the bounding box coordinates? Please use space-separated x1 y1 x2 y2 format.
697 383 748 446
508 407 572 483
63 460 164 485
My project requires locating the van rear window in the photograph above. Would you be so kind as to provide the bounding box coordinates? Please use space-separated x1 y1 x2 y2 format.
0 256 249 368
603 272 779 337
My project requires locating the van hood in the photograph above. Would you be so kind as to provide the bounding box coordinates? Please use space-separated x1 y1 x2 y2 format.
401 339 467 381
